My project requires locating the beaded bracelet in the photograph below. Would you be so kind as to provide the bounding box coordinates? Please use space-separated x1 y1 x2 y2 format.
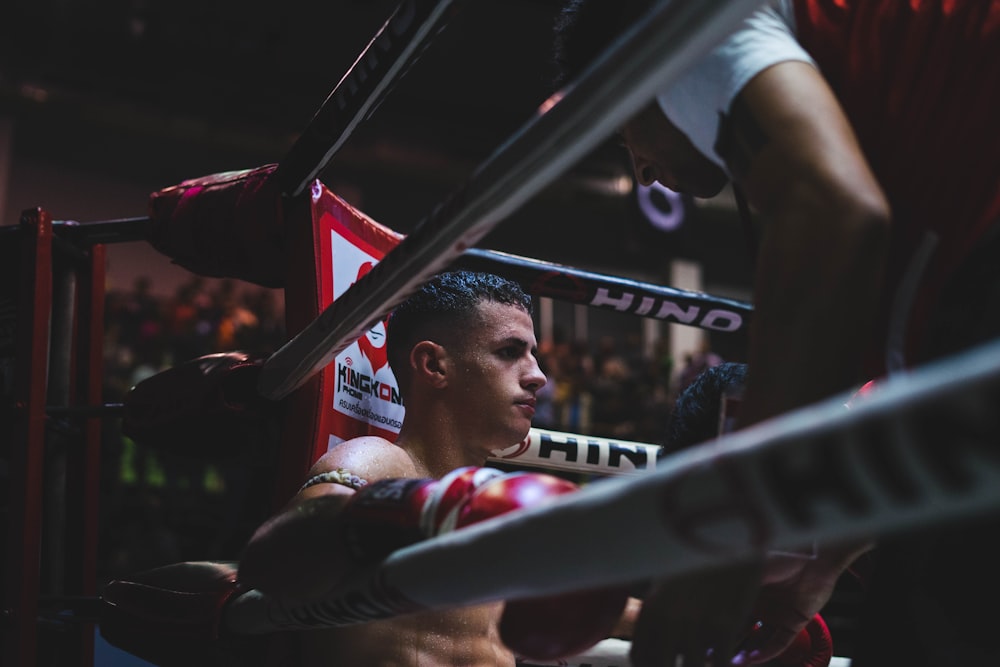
299 468 369 492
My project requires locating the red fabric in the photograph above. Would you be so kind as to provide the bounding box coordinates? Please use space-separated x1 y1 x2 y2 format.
793 0 1000 370
149 164 286 288
121 351 277 461
775 614 834 667
99 561 275 666
273 183 405 507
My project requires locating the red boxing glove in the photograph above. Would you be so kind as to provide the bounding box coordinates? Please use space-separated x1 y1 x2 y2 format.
450 470 579 530
148 164 287 288
845 378 880 408
100 561 271 667
122 351 278 461
774 614 834 667
499 587 631 662
340 466 505 566
421 466 510 535
445 472 631 662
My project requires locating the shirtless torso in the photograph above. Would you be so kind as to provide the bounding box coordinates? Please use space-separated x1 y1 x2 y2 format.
299 604 513 667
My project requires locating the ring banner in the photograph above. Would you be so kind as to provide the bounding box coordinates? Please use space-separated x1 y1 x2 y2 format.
313 189 406 447
228 337 1000 632
453 248 751 332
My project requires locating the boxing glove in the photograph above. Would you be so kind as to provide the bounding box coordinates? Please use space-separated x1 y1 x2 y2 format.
499 587 631 662
148 164 287 288
449 470 579 531
440 471 631 662
122 351 278 462
845 378 880 408
773 614 833 667
340 466 506 566
100 561 273 667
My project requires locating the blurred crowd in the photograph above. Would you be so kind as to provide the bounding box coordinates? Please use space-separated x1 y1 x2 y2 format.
533 331 725 445
98 276 286 581
103 275 285 398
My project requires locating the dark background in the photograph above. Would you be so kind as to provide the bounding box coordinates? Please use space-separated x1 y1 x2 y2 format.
0 0 753 290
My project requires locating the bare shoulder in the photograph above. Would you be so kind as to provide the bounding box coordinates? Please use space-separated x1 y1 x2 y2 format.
308 436 418 484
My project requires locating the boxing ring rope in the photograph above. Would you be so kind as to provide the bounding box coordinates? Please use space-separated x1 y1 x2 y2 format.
257 0 771 400
52 215 753 337
453 248 751 333
273 0 459 198
229 337 1000 632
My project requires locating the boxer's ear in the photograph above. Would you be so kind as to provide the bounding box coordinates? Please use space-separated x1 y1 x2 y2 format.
410 340 449 388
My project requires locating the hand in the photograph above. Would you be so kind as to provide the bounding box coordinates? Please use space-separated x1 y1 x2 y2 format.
630 537 870 666
738 540 870 663
629 558 764 667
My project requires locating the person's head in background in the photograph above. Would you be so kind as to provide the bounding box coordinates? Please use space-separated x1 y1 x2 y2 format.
551 0 729 197
665 361 748 454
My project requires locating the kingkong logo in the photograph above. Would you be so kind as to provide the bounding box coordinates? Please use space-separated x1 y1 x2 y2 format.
337 363 403 405
336 261 403 406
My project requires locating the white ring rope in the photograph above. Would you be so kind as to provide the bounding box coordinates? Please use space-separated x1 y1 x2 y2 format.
229 338 1000 633
488 428 662 477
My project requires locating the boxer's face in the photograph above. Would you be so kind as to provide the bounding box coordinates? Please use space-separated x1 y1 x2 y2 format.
620 102 728 198
448 301 545 453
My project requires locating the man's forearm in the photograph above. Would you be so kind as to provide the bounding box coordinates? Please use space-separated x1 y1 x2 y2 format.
739 189 890 427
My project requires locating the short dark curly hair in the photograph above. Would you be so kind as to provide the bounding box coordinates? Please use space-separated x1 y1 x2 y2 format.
665 361 748 453
386 271 533 386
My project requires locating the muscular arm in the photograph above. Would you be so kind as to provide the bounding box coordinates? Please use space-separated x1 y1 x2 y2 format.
732 61 891 426
626 62 886 667
238 437 416 601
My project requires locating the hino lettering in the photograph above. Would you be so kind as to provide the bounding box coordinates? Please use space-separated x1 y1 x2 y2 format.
536 432 655 471
589 288 743 332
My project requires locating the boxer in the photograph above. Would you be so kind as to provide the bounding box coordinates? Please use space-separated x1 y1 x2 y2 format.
104 271 632 666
